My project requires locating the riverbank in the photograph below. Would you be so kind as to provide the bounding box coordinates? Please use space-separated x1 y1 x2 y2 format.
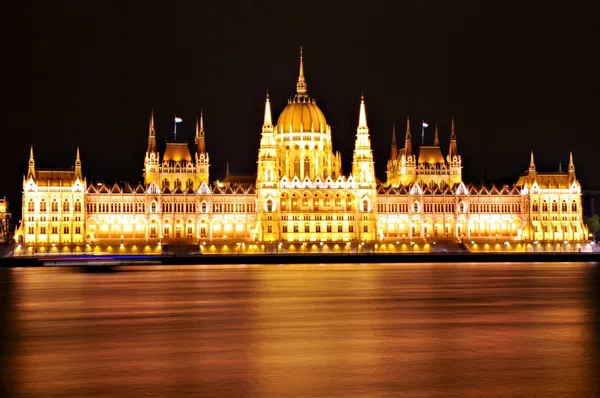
1 251 599 267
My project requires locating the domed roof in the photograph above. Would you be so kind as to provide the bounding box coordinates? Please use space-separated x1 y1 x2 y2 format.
276 97 327 133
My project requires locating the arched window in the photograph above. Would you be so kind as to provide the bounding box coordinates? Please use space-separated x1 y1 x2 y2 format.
561 200 567 212
304 157 310 178
542 201 548 212
151 202 157 213
175 179 181 189
266 199 273 212
186 179 193 189
74 200 81 212
40 199 47 212
27 199 34 212
458 202 465 213
162 179 169 191
532 201 539 212
293 157 300 177
51 199 58 212
551 200 558 212
571 200 577 212
363 199 369 212
335 195 341 207
201 201 207 213
413 201 419 213
63 200 70 212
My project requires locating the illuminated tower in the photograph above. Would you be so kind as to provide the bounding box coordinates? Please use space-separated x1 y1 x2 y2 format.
446 118 462 184
143 110 160 186
195 111 210 184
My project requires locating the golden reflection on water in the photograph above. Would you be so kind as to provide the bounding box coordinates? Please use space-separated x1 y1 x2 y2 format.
1 263 598 397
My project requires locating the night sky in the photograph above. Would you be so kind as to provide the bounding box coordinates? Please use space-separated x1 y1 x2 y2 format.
3 1 597 216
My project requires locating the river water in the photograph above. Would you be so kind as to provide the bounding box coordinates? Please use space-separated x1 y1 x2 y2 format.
1 262 598 397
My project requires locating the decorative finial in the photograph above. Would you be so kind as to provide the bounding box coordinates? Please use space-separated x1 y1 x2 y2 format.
569 150 574 170
29 145 34 160
529 150 535 170
296 46 307 96
76 146 80 161
200 109 204 132
433 122 439 146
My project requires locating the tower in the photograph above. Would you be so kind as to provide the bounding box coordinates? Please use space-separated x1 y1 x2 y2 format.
74 146 82 181
568 151 575 182
195 110 210 184
27 146 36 181
256 90 277 188
143 110 160 186
446 118 462 184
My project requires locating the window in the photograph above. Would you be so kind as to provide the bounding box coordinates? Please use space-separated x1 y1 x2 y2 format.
532 201 539 212
363 225 369 233
282 225 288 233
40 226 46 235
63 226 70 234
75 226 81 234
327 225 332 233
74 200 81 212
51 200 58 212
293 225 299 233
267 225 272 234
150 225 157 238
294 157 300 177
163 227 170 238
363 200 368 212
52 226 58 234
305 224 310 233
201 202 207 213
40 200 47 212
266 199 273 212
349 225 354 233
572 201 577 212
175 179 181 189
63 200 70 212
335 196 341 207
413 202 419 213
187 226 193 238
28 226 34 234
338 225 343 233
552 201 558 212
304 157 310 178
561 201 567 212
162 179 169 190
316 225 321 233
542 201 548 212
186 179 193 189
27 200 34 212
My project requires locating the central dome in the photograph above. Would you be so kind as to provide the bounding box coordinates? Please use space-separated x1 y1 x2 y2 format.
276 97 327 133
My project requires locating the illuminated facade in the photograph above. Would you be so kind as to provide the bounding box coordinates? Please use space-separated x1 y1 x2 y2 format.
15 49 588 254
0 197 10 244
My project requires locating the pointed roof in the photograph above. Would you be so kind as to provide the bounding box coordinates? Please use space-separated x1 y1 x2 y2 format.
135 183 145 193
433 122 439 146
147 109 157 153
263 90 272 127
358 92 367 129
296 46 307 96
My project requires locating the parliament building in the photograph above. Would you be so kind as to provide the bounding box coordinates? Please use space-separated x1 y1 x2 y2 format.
15 50 589 255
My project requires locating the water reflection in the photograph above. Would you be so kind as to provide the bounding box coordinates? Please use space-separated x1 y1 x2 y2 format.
0 263 598 397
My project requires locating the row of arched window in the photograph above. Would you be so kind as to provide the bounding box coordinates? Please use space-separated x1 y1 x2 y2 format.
27 198 81 212
532 200 577 213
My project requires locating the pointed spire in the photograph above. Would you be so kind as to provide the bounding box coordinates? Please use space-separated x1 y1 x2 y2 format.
558 161 562 173
358 92 367 129
27 146 36 180
147 109 157 153
568 151 575 170
195 110 206 153
448 117 458 159
296 46 308 97
263 89 272 127
225 161 230 178
404 117 412 157
433 122 440 146
529 150 536 172
390 123 398 161
74 146 82 179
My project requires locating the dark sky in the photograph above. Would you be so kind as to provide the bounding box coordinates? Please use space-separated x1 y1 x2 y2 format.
2 1 598 215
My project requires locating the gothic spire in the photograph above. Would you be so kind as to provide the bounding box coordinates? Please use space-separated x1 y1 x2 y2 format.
568 150 576 181
147 109 157 153
296 46 308 97
195 110 206 153
529 150 536 172
448 117 458 158
390 123 398 160
404 117 412 156
433 122 440 146
27 146 35 180
263 90 273 126
358 92 367 129
74 146 82 179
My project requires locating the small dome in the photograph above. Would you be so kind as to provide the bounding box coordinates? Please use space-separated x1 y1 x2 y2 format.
276 97 327 133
